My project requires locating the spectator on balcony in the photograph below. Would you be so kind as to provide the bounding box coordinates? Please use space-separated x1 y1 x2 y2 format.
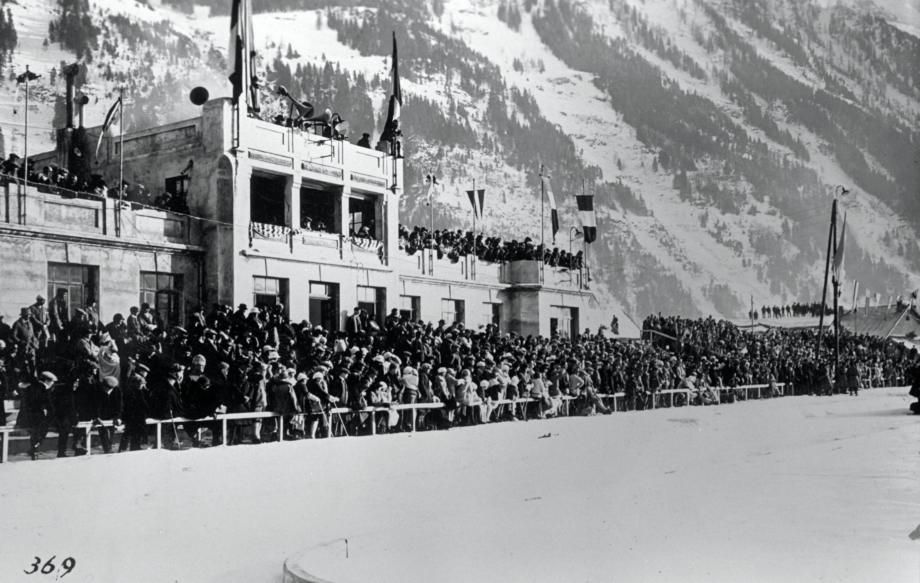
357 133 372 148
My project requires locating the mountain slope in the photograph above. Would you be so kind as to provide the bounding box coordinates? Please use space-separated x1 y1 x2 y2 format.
1 0 918 322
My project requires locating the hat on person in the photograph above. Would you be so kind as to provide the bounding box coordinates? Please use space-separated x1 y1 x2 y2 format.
437 367 447 374
135 363 150 374
312 371 324 380
39 371 58 383
103 376 119 388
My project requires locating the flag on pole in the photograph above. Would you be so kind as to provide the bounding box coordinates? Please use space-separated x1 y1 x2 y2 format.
833 212 846 277
382 32 402 141
864 294 870 315
874 292 881 306
15 70 40 84
541 175 560 242
95 97 122 158
576 191 597 243
466 189 485 219
425 174 438 205
851 281 859 313
228 0 260 113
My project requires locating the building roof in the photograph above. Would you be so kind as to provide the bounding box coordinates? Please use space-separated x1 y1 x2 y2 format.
837 305 920 339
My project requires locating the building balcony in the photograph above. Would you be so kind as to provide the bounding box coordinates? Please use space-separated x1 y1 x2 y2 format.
243 117 399 195
0 178 201 249
245 221 387 269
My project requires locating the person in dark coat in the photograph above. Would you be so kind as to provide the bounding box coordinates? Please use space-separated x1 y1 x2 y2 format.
49 288 69 343
25 372 57 460
92 376 123 453
119 364 150 452
11 307 38 384
51 374 79 457
151 364 185 449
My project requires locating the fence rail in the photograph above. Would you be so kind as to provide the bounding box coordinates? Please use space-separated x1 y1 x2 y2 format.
1 383 791 463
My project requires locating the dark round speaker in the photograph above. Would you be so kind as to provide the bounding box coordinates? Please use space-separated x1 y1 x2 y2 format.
75 94 89 105
190 87 210 106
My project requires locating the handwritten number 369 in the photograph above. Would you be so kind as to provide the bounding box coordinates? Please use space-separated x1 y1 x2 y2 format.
24 556 76 577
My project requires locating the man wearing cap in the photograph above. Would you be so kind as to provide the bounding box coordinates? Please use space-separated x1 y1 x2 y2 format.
25 372 58 460
120 363 150 452
346 307 364 340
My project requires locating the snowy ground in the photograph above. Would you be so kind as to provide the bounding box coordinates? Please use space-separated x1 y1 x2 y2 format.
1 389 918 583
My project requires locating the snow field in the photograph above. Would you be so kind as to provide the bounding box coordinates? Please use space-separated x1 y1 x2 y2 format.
1 388 917 583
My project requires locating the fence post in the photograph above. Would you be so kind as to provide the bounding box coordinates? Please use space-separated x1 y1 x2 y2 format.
2 431 8 463
279 416 284 442
86 427 92 455
156 422 162 450
222 418 228 446
411 407 417 433
370 410 376 435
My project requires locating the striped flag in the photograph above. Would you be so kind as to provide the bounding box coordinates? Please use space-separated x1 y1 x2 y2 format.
228 0 260 113
833 212 846 277
541 175 560 242
94 97 122 158
466 189 485 219
576 191 597 243
425 174 438 205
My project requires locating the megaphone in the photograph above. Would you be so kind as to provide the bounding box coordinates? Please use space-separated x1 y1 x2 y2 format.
304 108 333 125
278 85 314 119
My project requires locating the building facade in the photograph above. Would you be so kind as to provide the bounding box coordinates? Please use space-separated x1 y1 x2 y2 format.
1 98 630 338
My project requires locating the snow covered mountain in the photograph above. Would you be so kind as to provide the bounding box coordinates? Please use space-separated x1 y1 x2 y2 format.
1 0 918 322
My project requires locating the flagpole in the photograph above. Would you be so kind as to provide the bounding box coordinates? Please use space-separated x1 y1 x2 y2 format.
582 178 588 290
24 65 30 197
429 173 434 275
540 165 545 285
816 198 836 363
472 177 476 280
116 86 125 237
832 214 839 372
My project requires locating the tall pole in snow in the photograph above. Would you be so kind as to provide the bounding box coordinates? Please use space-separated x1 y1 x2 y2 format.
117 86 125 237
24 65 30 197
817 198 837 366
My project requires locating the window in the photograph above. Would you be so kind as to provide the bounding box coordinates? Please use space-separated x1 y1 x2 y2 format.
250 174 287 227
485 302 502 331
400 295 421 322
309 282 339 332
48 263 98 320
441 299 465 325
550 306 579 340
348 196 377 238
254 276 288 314
140 272 184 327
357 285 385 325
301 187 338 233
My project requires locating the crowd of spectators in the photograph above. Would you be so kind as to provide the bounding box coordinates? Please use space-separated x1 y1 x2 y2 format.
2 292 917 460
1 153 190 215
642 313 918 397
399 225 584 269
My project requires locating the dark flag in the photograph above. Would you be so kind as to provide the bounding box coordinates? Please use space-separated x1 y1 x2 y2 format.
466 189 485 219
541 175 560 242
576 192 597 243
15 71 40 84
382 32 403 141
228 0 259 113
94 97 122 158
